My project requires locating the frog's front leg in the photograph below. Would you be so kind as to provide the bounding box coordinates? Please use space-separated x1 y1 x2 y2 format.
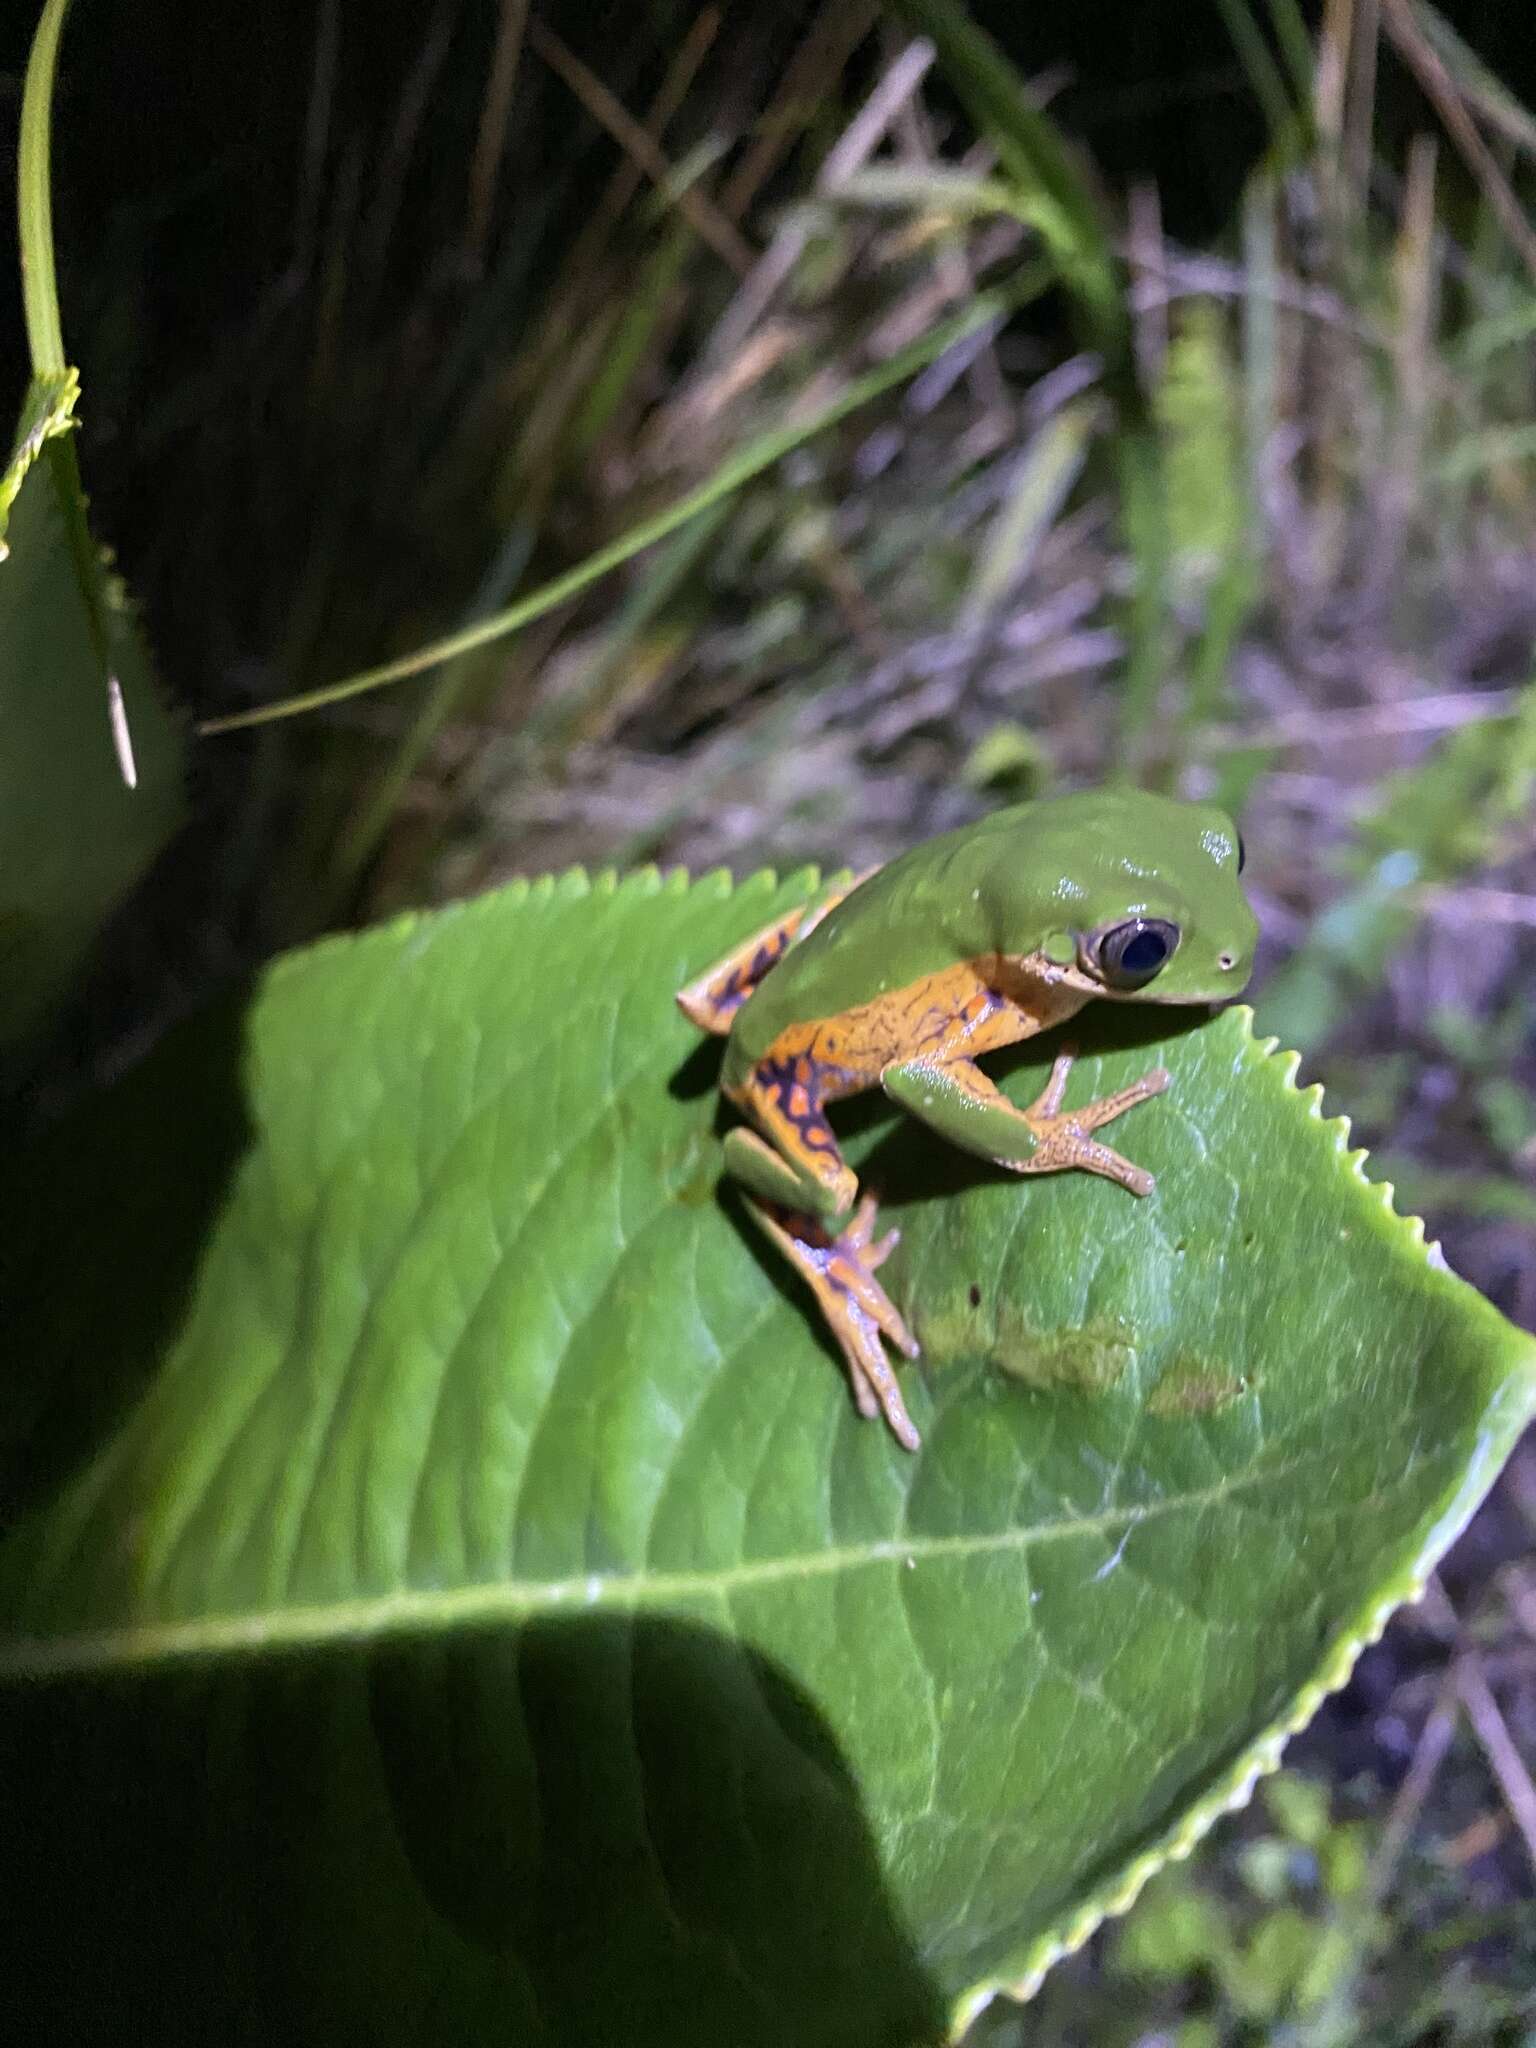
882 1047 1171 1195
723 1069 921 1450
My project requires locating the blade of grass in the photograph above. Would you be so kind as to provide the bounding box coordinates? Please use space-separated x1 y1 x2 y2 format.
575 5 721 259
527 19 753 279
1264 0 1318 106
1379 0 1536 285
17 0 70 374
959 400 1093 629
352 1 458 327
463 0 531 274
700 36 937 379
1315 0 1353 159
1241 175 1281 512
198 271 1046 735
292 0 341 283
1411 0 1536 156
1389 131 1437 566
1213 0 1303 151
888 0 1176 767
565 220 693 462
1343 0 1381 218
721 2 878 219
889 0 1128 369
833 166 1022 218
1114 428 1173 774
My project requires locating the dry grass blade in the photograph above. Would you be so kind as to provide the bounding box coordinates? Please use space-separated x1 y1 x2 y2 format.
292 0 341 285
1379 0 1536 285
1375 1679 1462 1895
1392 134 1437 451
1456 1649 1536 1879
1344 0 1381 209
721 1 879 219
527 19 754 278
355 2 458 309
698 36 938 378
1412 0 1536 155
573 7 720 262
1314 0 1353 159
463 0 531 274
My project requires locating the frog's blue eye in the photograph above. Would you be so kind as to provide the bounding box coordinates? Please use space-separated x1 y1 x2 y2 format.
1086 917 1180 990
1119 928 1170 974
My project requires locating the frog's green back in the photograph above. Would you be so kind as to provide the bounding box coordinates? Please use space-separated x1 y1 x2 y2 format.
724 790 1252 1079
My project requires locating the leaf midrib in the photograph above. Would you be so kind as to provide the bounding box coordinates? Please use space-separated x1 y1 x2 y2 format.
0 1455 1324 1680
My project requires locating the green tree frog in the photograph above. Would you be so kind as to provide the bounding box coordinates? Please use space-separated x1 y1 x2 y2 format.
677 788 1257 1452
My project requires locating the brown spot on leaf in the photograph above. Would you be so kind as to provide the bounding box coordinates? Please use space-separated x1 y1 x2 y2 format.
992 1310 1136 1393
918 1299 1135 1392
1147 1354 1250 1417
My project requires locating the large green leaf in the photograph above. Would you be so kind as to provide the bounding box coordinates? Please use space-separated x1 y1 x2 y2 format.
3 870 1532 2044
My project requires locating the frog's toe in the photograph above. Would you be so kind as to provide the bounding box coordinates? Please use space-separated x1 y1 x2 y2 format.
821 1243 923 1447
843 1268 920 1360
1072 1065 1171 1131
1014 1127 1155 1196
844 1343 882 1421
839 1191 882 1251
838 1190 904 1278
842 1318 921 1452
745 1195 923 1448
861 1216 905 1274
1074 1136 1155 1196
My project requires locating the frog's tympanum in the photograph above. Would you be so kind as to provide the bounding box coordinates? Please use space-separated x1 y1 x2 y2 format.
678 790 1258 1450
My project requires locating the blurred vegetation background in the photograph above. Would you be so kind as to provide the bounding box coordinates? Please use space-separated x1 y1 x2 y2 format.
4 0 1534 2038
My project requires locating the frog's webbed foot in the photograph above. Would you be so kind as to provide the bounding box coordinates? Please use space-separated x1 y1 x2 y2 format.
746 1192 923 1451
1012 1048 1171 1196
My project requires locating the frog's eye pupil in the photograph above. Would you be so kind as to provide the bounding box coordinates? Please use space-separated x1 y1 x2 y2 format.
1120 928 1169 975
1088 917 1181 990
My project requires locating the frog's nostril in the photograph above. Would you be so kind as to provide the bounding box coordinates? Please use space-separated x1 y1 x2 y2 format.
1219 950 1238 971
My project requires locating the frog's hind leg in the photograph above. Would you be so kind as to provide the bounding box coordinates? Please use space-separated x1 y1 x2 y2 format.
724 1055 861 1219
739 1188 922 1452
674 873 873 1034
722 1071 921 1450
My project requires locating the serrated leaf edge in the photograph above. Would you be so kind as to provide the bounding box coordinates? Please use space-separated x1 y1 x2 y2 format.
948 1005 1536 2034
263 861 832 984
0 366 79 557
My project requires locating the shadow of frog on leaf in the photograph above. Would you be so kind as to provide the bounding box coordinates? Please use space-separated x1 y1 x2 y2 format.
6 1613 946 2048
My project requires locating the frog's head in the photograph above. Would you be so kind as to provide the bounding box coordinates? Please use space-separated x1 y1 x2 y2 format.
982 788 1258 1005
